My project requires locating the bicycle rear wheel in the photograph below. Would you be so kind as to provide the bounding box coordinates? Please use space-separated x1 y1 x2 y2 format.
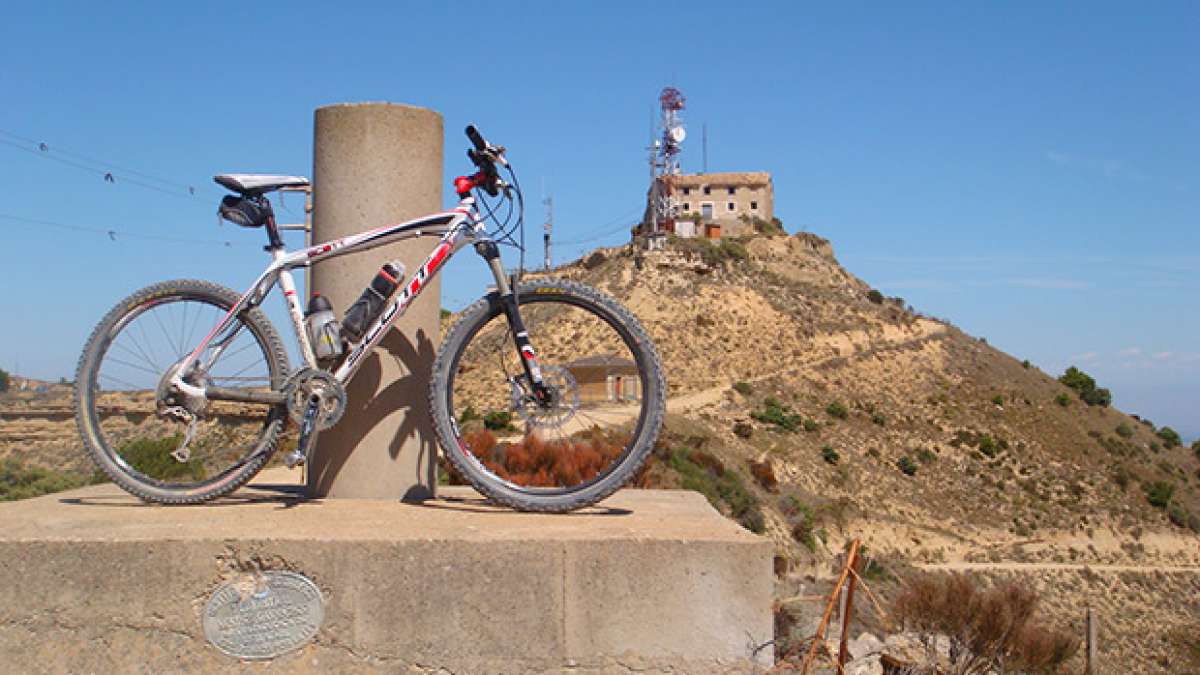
74 279 289 503
429 278 665 512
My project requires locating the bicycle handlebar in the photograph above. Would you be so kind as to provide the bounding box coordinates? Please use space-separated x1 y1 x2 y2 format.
462 125 504 197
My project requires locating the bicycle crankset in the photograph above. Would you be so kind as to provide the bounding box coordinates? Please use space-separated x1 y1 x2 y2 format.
284 368 346 431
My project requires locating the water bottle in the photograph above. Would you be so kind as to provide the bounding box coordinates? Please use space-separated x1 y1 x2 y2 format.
341 261 405 342
305 294 343 360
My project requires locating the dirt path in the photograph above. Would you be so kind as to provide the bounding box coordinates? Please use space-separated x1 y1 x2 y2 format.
919 562 1200 573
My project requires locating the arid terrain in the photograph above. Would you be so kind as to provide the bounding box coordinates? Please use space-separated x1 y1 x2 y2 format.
2 229 1198 672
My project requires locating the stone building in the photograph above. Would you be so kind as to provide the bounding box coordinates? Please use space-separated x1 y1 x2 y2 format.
669 172 774 238
564 354 641 403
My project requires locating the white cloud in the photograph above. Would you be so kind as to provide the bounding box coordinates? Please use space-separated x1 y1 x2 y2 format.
1004 277 1092 290
1118 347 1142 357
1072 351 1100 362
1152 351 1174 361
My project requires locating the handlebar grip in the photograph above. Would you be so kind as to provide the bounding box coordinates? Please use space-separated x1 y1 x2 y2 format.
465 125 487 152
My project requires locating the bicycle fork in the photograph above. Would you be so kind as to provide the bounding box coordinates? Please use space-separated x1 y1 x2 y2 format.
476 240 551 405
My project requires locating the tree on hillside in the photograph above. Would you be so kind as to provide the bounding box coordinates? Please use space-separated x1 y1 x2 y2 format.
1058 366 1111 407
0 368 9 393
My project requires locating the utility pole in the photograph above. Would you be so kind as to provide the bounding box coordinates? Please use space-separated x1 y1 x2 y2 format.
702 123 708 174
542 195 553 271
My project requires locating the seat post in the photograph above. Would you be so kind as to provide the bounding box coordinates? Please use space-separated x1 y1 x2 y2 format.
261 199 285 251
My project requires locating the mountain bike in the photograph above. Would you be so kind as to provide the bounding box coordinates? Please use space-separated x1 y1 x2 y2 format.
74 126 665 512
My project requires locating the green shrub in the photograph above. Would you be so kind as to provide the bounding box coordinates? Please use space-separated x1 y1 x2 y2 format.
439 308 452 320
821 446 840 465
867 447 882 459
1168 504 1198 532
0 458 105 501
0 368 9 393
897 456 918 476
670 448 764 533
915 447 937 464
780 494 817 551
1157 427 1182 449
120 434 206 481
803 418 819 433
1059 366 1112 407
731 381 753 396
978 434 1000 458
483 410 514 431
1055 393 1071 407
992 395 1005 406
1143 481 1174 509
751 397 803 432
1193 440 1200 458
1112 466 1132 491
825 401 849 420
1021 359 1031 369
1115 422 1134 439
458 405 480 424
871 412 886 426
866 289 884 304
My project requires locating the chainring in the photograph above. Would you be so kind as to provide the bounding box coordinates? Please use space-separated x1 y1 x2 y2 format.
284 368 347 430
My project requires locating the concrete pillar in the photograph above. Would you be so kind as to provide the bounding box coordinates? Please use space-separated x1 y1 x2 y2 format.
307 103 443 500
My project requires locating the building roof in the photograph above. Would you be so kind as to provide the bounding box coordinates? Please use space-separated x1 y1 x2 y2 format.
564 354 637 369
667 172 772 188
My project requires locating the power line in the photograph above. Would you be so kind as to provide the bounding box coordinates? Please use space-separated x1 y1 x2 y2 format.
556 205 643 246
0 128 207 200
0 213 244 248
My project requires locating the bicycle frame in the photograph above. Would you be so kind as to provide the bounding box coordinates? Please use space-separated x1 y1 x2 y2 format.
171 194 493 403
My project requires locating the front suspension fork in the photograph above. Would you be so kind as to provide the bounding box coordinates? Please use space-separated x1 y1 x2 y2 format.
476 240 550 404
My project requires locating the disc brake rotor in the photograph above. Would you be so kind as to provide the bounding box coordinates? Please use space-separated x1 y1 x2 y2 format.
510 364 580 430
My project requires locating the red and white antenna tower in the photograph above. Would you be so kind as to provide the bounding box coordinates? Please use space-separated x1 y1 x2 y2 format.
647 86 686 247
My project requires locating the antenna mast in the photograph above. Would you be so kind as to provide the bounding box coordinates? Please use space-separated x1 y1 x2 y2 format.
542 195 553 270
646 86 686 249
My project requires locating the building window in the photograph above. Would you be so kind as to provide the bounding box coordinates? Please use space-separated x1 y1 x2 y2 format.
682 203 690 211
727 187 736 195
703 186 711 195
682 187 690 196
727 202 735 211
701 203 713 220
750 201 758 211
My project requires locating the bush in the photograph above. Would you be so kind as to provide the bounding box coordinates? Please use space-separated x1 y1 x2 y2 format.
897 456 918 476
821 446 840 465
803 418 819 433
866 289 884 304
893 572 1078 673
483 410 514 431
978 434 999 458
825 401 849 420
731 381 753 396
120 434 206 481
1194 439 1200 458
992 395 1005 406
0 458 104 501
670 448 764 533
0 368 8 393
1143 481 1174 509
1055 393 1071 407
457 405 480 424
871 412 886 426
1157 427 1182 449
915 447 937 464
751 397 803 432
1168 504 1199 532
1021 359 1031 369
780 494 817 552
1115 422 1134 439
1059 366 1111 407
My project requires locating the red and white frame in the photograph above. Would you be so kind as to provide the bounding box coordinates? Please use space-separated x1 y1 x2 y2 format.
172 195 482 400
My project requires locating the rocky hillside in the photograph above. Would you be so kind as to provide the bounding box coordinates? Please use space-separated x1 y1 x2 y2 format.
530 232 1200 672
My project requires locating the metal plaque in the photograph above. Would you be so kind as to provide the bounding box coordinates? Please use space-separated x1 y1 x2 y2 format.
203 571 324 660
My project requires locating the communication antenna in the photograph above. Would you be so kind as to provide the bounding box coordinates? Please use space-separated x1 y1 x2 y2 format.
543 195 553 270
645 86 686 249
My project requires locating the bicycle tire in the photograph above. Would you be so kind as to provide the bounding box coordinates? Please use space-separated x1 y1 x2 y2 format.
74 279 290 504
429 278 665 512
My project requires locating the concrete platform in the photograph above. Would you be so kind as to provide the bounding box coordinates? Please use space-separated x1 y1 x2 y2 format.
0 468 773 673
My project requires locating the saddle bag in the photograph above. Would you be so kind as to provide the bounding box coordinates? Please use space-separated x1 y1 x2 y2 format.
218 195 270 228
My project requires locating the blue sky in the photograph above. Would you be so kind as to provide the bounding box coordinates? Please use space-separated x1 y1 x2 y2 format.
1 2 1196 439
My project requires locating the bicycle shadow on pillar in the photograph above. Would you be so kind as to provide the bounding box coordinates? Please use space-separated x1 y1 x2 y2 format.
306 328 439 502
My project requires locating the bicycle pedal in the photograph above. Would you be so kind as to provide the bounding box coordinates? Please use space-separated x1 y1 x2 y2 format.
286 394 324 469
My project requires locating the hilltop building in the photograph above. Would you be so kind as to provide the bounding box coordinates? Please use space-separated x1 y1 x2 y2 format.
638 171 775 242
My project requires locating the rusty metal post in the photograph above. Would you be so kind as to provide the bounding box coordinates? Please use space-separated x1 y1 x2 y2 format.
1086 606 1098 674
837 545 862 673
802 539 860 675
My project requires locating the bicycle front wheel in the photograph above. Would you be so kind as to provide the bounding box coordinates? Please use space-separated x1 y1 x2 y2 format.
430 278 665 512
74 279 290 503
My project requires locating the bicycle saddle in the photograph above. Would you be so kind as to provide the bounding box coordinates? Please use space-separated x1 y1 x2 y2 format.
214 173 310 195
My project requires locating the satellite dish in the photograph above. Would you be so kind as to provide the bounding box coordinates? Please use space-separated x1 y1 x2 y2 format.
669 126 687 143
